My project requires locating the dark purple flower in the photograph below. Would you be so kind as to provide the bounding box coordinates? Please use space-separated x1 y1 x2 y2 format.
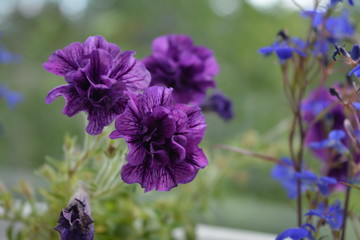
110 86 207 192
201 91 233 121
305 201 344 230
55 189 94 240
259 40 306 63
142 34 218 105
43 36 151 135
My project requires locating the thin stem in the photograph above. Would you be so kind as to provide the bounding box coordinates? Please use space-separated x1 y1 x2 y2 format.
217 145 282 164
340 187 351 240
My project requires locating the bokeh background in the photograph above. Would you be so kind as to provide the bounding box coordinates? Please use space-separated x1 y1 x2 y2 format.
1 0 360 237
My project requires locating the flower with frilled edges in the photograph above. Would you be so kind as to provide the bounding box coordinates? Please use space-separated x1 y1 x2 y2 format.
110 86 208 192
55 189 94 240
142 34 218 105
43 36 151 135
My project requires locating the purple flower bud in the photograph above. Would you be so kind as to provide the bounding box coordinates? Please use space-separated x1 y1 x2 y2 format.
201 91 233 121
110 86 208 192
43 35 151 135
142 34 218 105
55 189 94 240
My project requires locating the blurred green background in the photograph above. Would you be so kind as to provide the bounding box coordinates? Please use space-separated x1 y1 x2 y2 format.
1 0 360 237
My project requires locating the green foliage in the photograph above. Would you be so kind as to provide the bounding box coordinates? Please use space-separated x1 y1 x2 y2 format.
0 126 219 239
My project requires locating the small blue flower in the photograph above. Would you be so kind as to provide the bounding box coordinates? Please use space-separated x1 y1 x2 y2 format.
326 11 354 40
305 201 344 230
0 85 23 109
276 224 315 240
259 41 306 63
309 130 349 154
295 171 337 196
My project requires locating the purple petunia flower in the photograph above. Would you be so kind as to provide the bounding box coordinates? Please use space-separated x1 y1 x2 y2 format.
55 189 94 240
201 91 233 121
305 201 344 230
302 86 360 185
110 86 208 192
43 35 151 135
142 34 218 105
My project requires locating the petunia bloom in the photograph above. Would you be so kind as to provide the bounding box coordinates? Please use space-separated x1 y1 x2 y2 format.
43 35 151 135
55 189 94 240
110 86 208 192
142 34 218 105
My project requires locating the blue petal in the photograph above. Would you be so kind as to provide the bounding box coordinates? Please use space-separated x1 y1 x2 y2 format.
350 44 360 60
329 130 345 140
276 228 308 240
348 65 360 76
353 102 360 110
258 46 274 56
276 47 293 60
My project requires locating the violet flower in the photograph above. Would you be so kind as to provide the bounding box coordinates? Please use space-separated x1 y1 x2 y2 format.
55 189 94 240
142 34 218 105
43 35 151 135
201 91 233 121
110 86 208 192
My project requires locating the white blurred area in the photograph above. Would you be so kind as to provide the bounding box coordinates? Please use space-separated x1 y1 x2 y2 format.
0 0 350 24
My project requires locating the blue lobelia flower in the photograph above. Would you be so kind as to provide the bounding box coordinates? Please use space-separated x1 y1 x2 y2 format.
276 224 315 240
0 45 21 63
309 130 349 155
305 201 344 230
295 170 337 196
271 158 311 199
259 40 306 63
0 85 23 109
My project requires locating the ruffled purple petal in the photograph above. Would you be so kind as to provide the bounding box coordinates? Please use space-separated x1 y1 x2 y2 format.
139 86 173 114
43 42 84 77
83 35 120 57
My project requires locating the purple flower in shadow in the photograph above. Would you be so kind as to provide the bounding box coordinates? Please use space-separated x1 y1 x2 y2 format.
55 189 94 240
43 35 151 135
201 91 233 121
110 86 207 192
142 34 218 105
